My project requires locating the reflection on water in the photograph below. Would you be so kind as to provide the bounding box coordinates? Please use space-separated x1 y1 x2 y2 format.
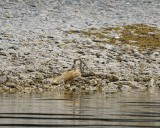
0 90 160 128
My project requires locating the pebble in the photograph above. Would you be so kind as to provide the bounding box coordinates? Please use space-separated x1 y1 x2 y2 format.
0 76 7 84
0 51 7 56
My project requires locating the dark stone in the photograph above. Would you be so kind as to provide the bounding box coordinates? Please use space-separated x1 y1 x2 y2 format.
109 75 119 82
0 52 7 56
7 84 16 88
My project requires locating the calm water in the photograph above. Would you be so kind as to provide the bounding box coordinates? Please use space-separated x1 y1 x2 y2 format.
0 90 160 128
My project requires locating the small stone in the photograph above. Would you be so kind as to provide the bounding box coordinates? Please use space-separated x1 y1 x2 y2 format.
108 75 119 82
129 40 138 44
65 83 71 88
89 86 97 91
24 51 30 55
8 46 18 50
0 48 4 51
121 85 132 91
127 62 135 67
43 78 53 84
3 86 10 91
38 88 43 93
149 78 155 87
24 87 31 94
115 40 121 44
7 83 16 88
89 79 97 86
70 86 77 91
27 69 35 72
102 83 119 93
0 52 7 56
0 76 7 83
105 44 113 50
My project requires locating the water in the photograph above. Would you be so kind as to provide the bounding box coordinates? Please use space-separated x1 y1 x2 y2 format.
0 90 160 128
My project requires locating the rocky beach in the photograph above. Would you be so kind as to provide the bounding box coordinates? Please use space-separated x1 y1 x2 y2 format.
0 0 160 94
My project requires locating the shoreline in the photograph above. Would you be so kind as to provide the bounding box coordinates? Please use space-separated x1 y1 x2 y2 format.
0 24 159 94
0 0 160 94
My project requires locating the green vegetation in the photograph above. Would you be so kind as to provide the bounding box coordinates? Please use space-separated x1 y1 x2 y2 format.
67 24 160 50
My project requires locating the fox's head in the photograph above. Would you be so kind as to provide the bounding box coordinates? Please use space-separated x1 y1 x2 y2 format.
73 70 81 78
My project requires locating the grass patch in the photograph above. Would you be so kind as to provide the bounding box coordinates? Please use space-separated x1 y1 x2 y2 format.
67 24 160 50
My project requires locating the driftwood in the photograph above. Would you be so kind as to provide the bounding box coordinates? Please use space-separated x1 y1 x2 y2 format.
72 59 95 76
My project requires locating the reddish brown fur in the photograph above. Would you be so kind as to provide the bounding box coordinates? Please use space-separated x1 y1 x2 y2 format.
53 69 81 84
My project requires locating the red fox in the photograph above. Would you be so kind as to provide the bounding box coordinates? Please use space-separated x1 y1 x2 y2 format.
53 69 81 84
53 59 82 84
